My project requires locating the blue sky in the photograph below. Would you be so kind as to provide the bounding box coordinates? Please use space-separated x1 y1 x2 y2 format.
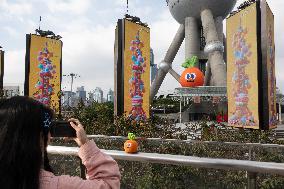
0 0 283 96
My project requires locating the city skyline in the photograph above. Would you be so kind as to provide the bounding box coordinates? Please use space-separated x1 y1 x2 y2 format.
61 85 114 107
0 0 284 95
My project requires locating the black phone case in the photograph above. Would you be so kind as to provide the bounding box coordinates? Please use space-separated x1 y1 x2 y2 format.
50 121 76 137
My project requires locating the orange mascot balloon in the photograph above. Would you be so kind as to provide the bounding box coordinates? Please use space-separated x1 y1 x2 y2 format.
124 133 138 153
179 56 204 87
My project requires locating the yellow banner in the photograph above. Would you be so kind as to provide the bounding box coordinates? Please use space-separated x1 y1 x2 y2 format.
227 3 260 129
27 34 62 113
123 20 150 121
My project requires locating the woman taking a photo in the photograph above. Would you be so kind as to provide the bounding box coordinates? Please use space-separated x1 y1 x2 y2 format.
0 96 121 189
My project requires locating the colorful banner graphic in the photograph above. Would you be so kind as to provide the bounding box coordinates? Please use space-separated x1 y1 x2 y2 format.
25 34 62 113
265 2 277 128
227 3 260 129
123 20 150 121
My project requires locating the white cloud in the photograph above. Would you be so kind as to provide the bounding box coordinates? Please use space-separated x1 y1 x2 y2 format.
112 0 154 22
3 49 26 93
46 0 91 15
0 0 32 16
59 21 115 93
2 26 21 38
114 0 125 6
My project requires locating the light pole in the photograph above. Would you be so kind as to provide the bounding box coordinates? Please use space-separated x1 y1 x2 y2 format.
63 73 80 93
63 73 80 106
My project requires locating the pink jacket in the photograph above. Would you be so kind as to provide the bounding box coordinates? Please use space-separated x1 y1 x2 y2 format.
40 140 121 189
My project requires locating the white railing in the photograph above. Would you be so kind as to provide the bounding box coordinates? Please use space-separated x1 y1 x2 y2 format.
47 145 284 176
47 145 284 189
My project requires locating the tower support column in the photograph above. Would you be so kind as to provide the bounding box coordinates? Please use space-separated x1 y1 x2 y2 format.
215 16 224 44
185 17 200 67
201 9 226 86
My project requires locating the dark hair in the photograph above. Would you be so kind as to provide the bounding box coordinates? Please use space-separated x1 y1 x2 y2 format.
0 96 53 189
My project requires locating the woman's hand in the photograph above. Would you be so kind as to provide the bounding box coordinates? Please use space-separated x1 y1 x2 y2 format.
68 118 89 147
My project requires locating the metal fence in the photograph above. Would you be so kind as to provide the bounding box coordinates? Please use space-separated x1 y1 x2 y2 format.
86 134 284 146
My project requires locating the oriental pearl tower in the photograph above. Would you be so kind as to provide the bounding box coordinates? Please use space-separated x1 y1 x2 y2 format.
150 0 237 101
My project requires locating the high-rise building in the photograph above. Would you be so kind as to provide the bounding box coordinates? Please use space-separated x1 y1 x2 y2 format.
3 86 20 98
62 91 76 107
88 92 94 102
150 48 158 84
107 89 114 102
150 64 158 84
76 86 86 102
85 92 94 106
150 48 154 65
94 87 103 103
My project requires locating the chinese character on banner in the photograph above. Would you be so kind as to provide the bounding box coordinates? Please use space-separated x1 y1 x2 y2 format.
212 96 220 104
193 96 201 104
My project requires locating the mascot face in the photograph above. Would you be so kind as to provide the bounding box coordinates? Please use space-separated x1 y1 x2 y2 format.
124 140 138 153
180 67 204 87
185 73 197 82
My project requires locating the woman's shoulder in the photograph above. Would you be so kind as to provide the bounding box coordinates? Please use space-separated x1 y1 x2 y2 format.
39 169 58 189
39 169 110 189
39 170 85 189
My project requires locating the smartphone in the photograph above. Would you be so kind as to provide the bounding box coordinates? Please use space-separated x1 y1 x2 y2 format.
50 121 76 137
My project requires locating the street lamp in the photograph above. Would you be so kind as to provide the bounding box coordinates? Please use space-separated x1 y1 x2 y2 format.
63 73 80 93
63 73 80 107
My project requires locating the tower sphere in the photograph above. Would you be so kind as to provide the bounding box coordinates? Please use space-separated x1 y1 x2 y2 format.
168 0 237 24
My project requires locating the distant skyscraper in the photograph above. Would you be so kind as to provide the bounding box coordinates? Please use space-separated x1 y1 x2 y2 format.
62 91 76 107
94 87 103 103
85 92 95 106
76 86 86 102
150 48 158 84
107 89 114 102
150 48 154 65
3 86 20 98
88 92 94 102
